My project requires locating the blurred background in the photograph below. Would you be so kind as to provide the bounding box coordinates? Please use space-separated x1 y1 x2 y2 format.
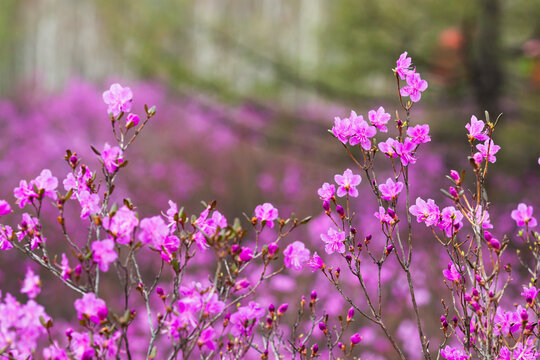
1 0 540 358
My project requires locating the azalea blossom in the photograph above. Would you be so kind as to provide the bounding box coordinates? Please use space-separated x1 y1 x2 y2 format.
511 203 537 228
466 115 489 141
400 72 428 102
368 106 391 132
283 241 310 270
102 83 133 117
334 169 362 198
320 228 346 254
378 178 404 201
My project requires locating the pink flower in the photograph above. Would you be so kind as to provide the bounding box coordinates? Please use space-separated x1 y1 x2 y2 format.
102 83 133 117
92 239 118 272
442 263 461 283
368 106 391 132
139 216 169 248
409 197 440 226
378 178 404 201
400 72 428 102
0 225 13 251
475 139 500 163
255 203 279 228
13 180 37 208
307 252 324 272
60 253 72 280
165 200 179 229
493 307 521 336
334 169 362 198
33 169 58 200
283 241 310 270
374 206 396 225
407 124 431 145
198 327 216 351
74 293 108 324
378 138 399 158
77 190 100 219
521 285 539 304
440 345 469 360
466 115 489 141
395 52 413 80
350 333 362 345
317 182 335 201
63 167 93 193
321 228 345 254
439 206 464 237
193 207 228 250
331 115 353 144
101 143 124 173
349 113 377 150
21 268 41 299
43 343 68 359
102 205 139 244
511 203 537 228
229 301 265 337
160 235 180 263
18 213 46 250
0 200 12 216
395 138 417 166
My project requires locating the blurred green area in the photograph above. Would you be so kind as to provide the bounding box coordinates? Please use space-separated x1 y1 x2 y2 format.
2 0 540 173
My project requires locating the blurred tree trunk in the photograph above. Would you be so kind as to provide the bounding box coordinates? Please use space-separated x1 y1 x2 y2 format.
463 0 503 115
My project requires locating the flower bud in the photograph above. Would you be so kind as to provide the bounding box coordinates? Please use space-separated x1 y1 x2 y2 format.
234 278 250 291
318 322 327 333
277 303 288 315
231 244 240 254
449 187 458 198
387 208 396 218
238 247 253 262
385 245 393 256
126 113 140 128
311 344 319 356
156 286 165 298
450 170 460 182
334 267 340 278
268 304 275 313
350 333 362 345
311 290 317 302
267 242 278 255
347 307 354 322
323 200 330 213
336 205 345 218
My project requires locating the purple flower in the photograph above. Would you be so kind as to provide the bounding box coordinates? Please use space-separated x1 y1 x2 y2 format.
400 72 428 102
197 327 216 351
101 143 124 173
13 180 37 208
60 253 72 280
74 293 108 324
331 115 353 144
334 169 362 198
283 241 310 270
466 115 489 141
374 206 396 225
395 138 417 166
321 228 346 254
0 200 11 216
511 203 538 228
349 113 377 150
139 216 169 248
317 182 335 201
193 207 228 250
368 106 391 132
18 213 46 250
409 197 440 226
91 239 118 272
439 206 464 237
440 345 470 360
229 301 265 337
407 124 431 145
521 285 539 304
21 268 41 299
33 169 59 200
378 138 399 158
255 203 279 228
77 190 100 219
307 252 324 272
102 83 133 117
378 178 404 201
102 205 139 245
395 52 413 80
0 225 13 251
475 139 500 163
43 343 68 359
493 307 521 336
442 263 461 283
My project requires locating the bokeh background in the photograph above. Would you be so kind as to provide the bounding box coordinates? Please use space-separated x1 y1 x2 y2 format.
1 0 540 358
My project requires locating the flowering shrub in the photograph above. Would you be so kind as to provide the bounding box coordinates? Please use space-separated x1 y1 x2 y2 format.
0 52 538 359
